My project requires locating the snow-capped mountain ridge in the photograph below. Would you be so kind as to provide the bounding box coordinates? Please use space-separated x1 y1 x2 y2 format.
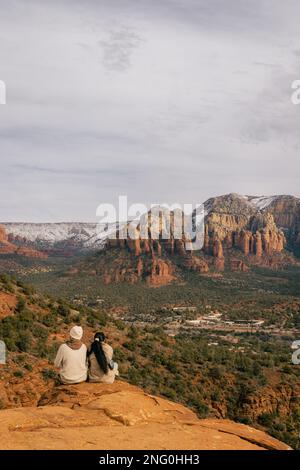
3 222 109 249
2 194 299 252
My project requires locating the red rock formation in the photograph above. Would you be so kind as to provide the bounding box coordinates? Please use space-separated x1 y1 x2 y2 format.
224 232 233 249
261 229 285 256
230 259 249 272
146 257 175 286
237 231 252 256
0 224 48 258
165 238 175 255
254 232 263 257
212 236 224 258
16 247 48 259
136 258 143 276
181 254 209 273
205 209 286 266
214 258 225 271
153 240 162 256
85 200 294 285
142 239 152 253
0 225 8 243
212 235 225 271
174 239 186 256
204 226 211 254
0 225 15 253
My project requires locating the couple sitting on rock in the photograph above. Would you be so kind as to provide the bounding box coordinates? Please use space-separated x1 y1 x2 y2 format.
54 326 119 385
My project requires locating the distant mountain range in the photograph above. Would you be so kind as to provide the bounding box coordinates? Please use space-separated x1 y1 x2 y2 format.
1 194 299 281
67 193 300 286
1 222 110 254
2 193 300 247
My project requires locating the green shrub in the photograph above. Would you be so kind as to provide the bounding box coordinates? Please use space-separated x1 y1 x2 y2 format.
113 319 126 330
16 331 32 352
31 323 49 341
22 285 35 296
123 341 137 351
57 303 70 318
14 354 26 364
41 368 58 381
258 413 276 427
13 370 24 378
41 314 56 327
209 366 223 380
15 297 26 313
87 314 97 327
0 273 11 284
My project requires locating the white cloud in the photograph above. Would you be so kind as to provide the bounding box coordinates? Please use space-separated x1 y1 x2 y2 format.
0 0 299 221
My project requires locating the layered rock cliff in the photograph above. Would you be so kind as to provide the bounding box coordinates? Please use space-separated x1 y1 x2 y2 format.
264 195 300 257
81 208 210 286
82 195 295 286
2 193 299 260
203 194 287 270
2 193 299 283
0 225 15 254
0 381 291 450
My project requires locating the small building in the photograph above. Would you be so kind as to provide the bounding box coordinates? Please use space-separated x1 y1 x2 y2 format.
172 306 197 312
185 319 201 326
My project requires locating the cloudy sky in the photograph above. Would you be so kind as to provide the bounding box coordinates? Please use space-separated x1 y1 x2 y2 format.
0 0 300 222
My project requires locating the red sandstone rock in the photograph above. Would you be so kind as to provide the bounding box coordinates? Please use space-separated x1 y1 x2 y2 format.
0 382 291 450
0 225 47 258
79 201 295 285
254 232 263 257
181 254 209 273
215 258 225 271
230 259 249 272
212 236 224 258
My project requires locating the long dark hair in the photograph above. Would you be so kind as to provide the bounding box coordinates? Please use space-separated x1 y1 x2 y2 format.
88 332 108 374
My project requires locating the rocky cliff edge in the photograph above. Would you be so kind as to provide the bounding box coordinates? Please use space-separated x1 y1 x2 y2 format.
0 381 291 450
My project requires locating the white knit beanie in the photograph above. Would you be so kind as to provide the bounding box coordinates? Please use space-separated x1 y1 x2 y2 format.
70 325 83 340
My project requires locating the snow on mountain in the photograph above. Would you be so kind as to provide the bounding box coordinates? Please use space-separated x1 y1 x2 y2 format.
245 195 278 211
0 195 288 250
2 223 111 249
202 193 278 215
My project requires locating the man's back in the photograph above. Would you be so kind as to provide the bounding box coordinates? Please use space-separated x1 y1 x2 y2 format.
54 343 88 384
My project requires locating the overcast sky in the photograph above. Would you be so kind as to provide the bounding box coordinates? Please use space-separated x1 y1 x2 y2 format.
0 0 300 222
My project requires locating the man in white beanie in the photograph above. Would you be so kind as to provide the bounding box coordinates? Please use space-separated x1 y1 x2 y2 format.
54 326 88 384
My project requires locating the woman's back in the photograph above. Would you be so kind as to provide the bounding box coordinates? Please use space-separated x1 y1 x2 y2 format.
88 342 118 384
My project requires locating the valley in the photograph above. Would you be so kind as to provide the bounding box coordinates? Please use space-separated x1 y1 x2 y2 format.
0 193 300 449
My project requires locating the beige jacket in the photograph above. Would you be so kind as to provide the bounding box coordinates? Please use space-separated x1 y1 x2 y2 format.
54 343 88 384
88 342 118 384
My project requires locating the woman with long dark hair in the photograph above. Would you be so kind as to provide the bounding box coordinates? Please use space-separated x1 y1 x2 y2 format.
87 332 119 383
